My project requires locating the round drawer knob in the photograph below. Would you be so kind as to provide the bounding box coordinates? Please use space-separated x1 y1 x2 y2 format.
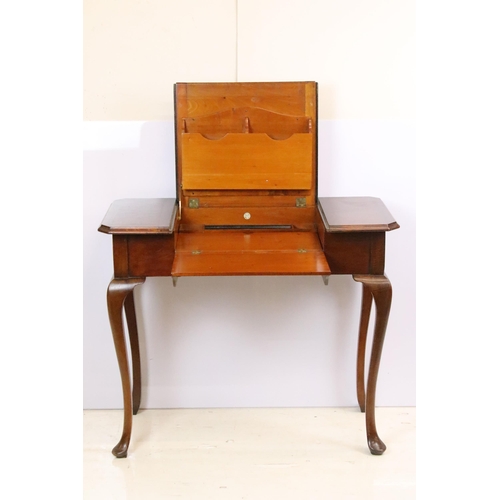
243 212 251 220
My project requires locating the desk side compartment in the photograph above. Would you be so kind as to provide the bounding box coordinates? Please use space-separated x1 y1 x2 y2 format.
98 198 178 278
321 231 386 275
316 197 400 275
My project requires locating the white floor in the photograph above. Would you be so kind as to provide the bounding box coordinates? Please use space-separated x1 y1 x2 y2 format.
83 407 415 499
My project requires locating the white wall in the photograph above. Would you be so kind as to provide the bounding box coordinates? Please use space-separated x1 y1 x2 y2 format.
237 0 415 120
83 0 415 409
84 0 237 120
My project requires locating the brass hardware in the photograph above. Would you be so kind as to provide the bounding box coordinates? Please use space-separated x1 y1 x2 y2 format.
296 197 306 207
297 248 307 253
172 277 178 287
188 198 199 209
243 212 251 220
191 250 202 255
322 275 330 286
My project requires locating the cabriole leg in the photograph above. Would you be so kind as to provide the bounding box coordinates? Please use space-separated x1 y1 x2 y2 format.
107 277 145 458
356 284 373 413
353 274 392 455
124 290 141 415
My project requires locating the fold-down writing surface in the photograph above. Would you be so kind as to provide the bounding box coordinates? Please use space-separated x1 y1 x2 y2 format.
172 231 330 276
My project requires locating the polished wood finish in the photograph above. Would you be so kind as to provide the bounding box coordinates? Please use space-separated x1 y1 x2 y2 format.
322 232 386 275
356 285 372 413
172 231 330 276
318 197 399 232
99 199 178 277
124 290 141 415
127 234 176 277
180 206 316 228
98 198 177 234
182 132 313 190
175 82 318 226
353 275 393 455
99 82 400 458
175 82 313 124
183 106 311 138
107 278 145 458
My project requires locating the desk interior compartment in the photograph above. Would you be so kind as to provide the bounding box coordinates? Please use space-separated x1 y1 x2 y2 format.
173 82 325 274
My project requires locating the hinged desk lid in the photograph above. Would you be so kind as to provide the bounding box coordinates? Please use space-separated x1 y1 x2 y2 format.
174 82 318 230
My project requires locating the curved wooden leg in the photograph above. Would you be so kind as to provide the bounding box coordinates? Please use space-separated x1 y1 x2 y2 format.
353 275 392 455
356 284 373 413
107 277 145 458
124 290 141 415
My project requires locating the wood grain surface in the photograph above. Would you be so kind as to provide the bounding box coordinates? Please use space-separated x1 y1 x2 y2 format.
172 231 330 276
318 197 399 232
98 198 177 234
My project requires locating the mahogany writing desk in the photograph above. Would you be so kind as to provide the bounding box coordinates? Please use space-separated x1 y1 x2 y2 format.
98 82 399 458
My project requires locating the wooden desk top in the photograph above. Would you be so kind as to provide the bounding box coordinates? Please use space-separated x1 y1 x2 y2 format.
98 198 177 234
98 197 398 235
318 197 399 232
